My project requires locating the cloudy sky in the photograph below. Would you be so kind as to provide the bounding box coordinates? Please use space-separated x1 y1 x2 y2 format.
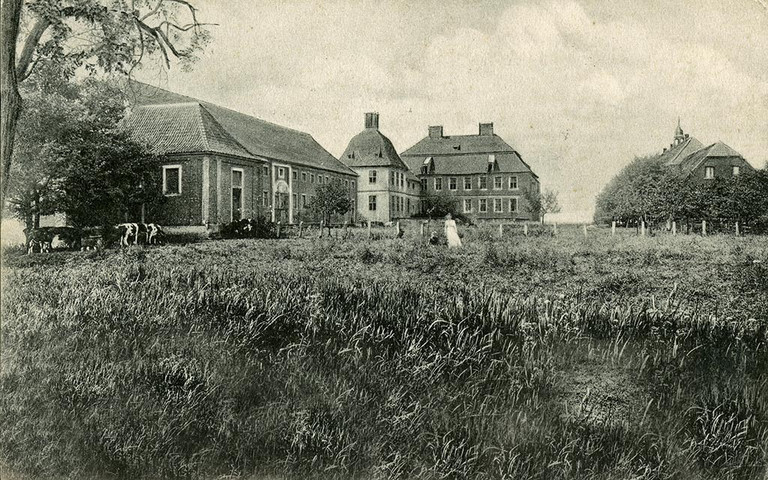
136 0 768 218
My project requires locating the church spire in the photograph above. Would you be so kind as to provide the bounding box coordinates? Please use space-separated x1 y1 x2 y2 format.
674 117 685 145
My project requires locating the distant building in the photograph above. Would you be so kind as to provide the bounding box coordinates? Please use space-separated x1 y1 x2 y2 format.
659 119 753 182
126 83 357 230
339 113 421 223
400 122 540 221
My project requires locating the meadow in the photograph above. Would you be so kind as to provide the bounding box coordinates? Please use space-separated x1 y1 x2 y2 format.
1 224 767 479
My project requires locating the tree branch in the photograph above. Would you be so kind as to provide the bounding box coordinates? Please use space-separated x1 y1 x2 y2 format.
15 17 51 80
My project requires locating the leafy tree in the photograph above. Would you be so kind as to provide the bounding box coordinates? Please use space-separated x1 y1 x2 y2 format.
524 187 561 224
0 0 211 217
311 180 352 225
6 76 163 231
422 191 458 219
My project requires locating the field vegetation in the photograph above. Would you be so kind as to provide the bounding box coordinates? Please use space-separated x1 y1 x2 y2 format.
1 224 767 479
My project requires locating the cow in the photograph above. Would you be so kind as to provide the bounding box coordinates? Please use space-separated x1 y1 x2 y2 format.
115 222 166 246
146 223 165 244
25 227 81 254
115 223 139 247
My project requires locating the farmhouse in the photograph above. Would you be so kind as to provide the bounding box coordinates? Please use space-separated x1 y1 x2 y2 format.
126 83 357 231
658 120 753 181
339 113 422 223
400 123 540 221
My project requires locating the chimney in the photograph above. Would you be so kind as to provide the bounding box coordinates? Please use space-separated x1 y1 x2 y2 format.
428 125 443 138
479 122 494 136
365 112 379 130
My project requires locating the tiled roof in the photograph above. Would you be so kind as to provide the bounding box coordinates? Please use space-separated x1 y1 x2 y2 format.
126 82 355 176
401 133 517 157
400 131 537 177
340 128 409 169
659 137 704 166
125 103 255 159
678 141 746 175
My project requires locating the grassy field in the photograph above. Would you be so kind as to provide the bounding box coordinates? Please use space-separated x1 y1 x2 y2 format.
1 224 767 479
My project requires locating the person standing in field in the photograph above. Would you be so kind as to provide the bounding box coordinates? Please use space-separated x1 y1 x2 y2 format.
444 213 462 248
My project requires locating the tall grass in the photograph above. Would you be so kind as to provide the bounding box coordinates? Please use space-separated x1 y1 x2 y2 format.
1 230 767 479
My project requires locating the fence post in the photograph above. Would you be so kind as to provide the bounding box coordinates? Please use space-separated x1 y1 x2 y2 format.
344 221 349 239
319 220 324 238
395 221 400 237
702 220 707 236
583 224 588 238
420 221 425 237
367 220 372 239
641 221 646 237
553 222 557 235
498 223 503 239
735 221 740 236
672 221 676 236
277 221 281 238
298 221 304 238
524 223 528 236
611 221 616 236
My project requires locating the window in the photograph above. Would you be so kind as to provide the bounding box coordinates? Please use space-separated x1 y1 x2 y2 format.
163 165 182 196
463 199 472 213
509 176 518 190
464 177 472 190
494 176 503 190
705 166 715 179
369 195 377 211
494 198 503 212
733 166 740 176
369 170 377 184
310 173 315 183
302 172 307 182
293 171 298 182
510 197 518 212
277 167 285 179
479 176 487 190
351 180 356 190
302 194 307 208
263 166 269 177
400 172 404 188
479 199 488 213
449 177 457 190
345 180 349 188
421 179 427 190
390 172 395 186
407 198 410 212
262 190 268 206
434 177 443 190
231 168 244 221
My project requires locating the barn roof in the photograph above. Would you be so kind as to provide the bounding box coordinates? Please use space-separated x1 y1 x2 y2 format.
414 152 536 176
126 82 355 176
125 103 256 159
659 137 704 166
677 141 747 174
401 133 516 157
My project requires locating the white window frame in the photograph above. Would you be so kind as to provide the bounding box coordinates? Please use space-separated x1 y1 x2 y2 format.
162 165 182 196
464 177 472 190
733 166 740 176
434 177 443 191
302 172 307 182
277 167 286 179
311 173 315 183
449 177 458 190
493 198 503 213
369 170 377 184
704 166 715 179
479 198 488 213
509 176 518 190
463 199 472 213
494 176 503 190
479 176 487 190
302 194 307 208
509 197 519 213
369 195 377 211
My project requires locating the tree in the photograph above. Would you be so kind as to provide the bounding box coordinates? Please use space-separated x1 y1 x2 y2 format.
0 0 211 217
7 76 163 231
311 180 352 225
524 187 561 224
422 191 458 219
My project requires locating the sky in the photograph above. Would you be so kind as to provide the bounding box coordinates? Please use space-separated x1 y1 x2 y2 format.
135 0 768 219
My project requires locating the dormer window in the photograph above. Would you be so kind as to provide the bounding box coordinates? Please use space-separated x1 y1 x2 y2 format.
705 166 715 180
733 166 740 176
421 157 434 175
487 154 497 172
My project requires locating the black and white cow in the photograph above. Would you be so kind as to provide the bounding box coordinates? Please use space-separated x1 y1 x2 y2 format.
115 223 165 246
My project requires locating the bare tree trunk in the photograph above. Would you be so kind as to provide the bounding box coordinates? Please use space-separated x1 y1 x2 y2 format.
0 0 24 219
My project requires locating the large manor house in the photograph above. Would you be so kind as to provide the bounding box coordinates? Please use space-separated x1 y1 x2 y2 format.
125 83 540 231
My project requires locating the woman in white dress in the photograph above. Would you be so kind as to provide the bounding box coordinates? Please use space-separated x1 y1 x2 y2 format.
444 213 462 248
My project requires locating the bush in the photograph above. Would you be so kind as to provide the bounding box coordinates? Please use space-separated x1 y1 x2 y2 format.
219 217 277 239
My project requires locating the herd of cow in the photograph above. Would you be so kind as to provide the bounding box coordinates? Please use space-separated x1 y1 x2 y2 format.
25 222 166 254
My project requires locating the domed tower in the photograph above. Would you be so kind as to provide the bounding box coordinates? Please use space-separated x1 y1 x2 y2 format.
340 113 419 223
674 118 685 145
